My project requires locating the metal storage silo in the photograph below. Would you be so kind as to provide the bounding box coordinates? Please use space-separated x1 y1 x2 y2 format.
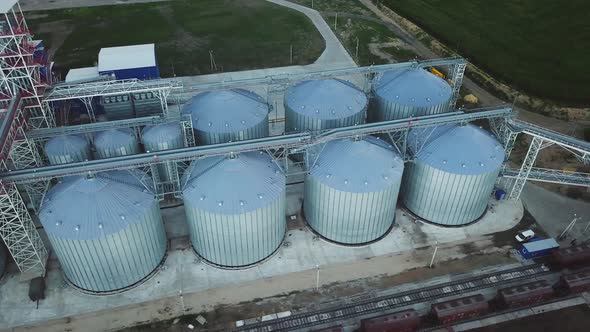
39 170 167 293
182 89 269 145
371 68 452 121
142 123 184 183
304 136 404 244
44 135 91 165
94 128 139 159
401 124 504 226
284 78 368 133
182 151 285 267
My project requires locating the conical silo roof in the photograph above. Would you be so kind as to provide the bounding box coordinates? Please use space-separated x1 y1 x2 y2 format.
374 68 452 108
285 79 368 120
407 124 504 175
309 136 404 192
40 170 156 240
183 151 284 214
45 135 89 159
182 89 269 134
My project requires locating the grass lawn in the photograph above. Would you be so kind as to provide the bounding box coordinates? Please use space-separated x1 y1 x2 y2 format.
27 0 324 78
291 0 376 17
382 0 590 104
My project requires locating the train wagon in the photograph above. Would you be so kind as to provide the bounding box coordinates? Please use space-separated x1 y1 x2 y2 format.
556 268 590 294
312 326 343 332
497 280 553 308
360 309 421 332
431 294 489 324
552 244 590 267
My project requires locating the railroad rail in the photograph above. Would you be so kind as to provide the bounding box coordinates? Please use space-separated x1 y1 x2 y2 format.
234 264 551 332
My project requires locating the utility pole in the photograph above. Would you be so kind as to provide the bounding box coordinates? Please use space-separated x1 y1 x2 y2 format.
429 242 439 268
355 37 360 60
311 0 314 8
290 44 293 64
334 13 338 30
209 51 217 71
559 214 579 240
315 264 320 291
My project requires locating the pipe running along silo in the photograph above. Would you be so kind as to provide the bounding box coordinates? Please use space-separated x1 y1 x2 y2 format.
94 128 139 159
182 89 269 145
304 136 404 244
371 68 452 122
284 78 368 133
44 134 91 165
39 170 167 293
401 124 504 226
182 151 286 267
142 123 184 183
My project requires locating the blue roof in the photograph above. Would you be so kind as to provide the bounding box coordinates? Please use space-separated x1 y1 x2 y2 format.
407 124 504 175
374 68 452 107
523 238 560 252
285 79 368 120
182 89 269 134
183 151 285 214
309 136 404 192
40 170 156 240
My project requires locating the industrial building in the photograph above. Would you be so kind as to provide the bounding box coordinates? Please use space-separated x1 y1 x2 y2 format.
0 4 588 329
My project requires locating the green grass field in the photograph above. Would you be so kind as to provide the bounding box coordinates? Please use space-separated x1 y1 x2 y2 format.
27 0 324 78
382 0 590 104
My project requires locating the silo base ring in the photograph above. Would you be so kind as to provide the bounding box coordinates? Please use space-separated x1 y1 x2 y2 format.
399 203 489 228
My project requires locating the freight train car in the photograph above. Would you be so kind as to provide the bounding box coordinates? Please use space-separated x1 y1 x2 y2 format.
497 280 553 308
552 244 590 267
359 309 420 332
431 294 489 324
312 326 343 332
554 268 590 295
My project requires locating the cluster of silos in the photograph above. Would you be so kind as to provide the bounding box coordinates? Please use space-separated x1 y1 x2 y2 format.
284 79 367 132
182 151 286 267
182 89 269 145
304 136 404 245
371 68 452 121
44 134 91 165
39 170 167 293
142 123 184 182
401 124 504 226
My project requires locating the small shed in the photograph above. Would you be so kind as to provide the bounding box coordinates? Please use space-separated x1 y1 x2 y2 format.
519 238 560 259
98 44 159 80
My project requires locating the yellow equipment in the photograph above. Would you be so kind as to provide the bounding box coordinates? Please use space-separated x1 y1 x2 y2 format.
428 67 445 79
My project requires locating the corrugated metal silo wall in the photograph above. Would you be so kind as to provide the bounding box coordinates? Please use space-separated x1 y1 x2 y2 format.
95 137 139 159
284 106 366 133
401 161 501 226
304 176 400 244
195 114 269 145
185 195 285 267
143 129 185 183
370 97 450 122
48 203 167 292
47 145 91 165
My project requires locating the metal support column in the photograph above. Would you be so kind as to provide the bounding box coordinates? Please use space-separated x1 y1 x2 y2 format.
449 62 467 108
0 181 47 279
180 114 196 148
80 97 96 123
508 136 545 200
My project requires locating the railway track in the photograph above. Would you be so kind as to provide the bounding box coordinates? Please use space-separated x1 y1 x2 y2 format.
234 264 551 332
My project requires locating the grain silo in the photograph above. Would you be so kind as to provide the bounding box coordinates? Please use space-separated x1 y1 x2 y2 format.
371 68 452 122
182 151 285 267
401 124 504 226
284 78 368 133
182 89 269 145
44 135 91 165
94 128 139 159
142 123 184 182
39 170 167 293
304 136 404 244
